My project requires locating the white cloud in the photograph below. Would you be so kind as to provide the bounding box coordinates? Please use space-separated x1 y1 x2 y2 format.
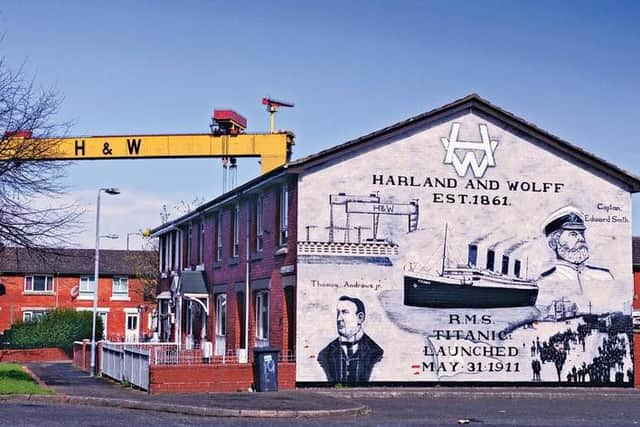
41 189 185 250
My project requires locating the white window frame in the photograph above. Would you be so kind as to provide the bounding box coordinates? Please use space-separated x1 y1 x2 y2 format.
78 276 96 300
232 204 240 258
255 290 269 345
255 195 264 252
22 309 47 322
24 275 54 294
111 276 129 300
126 313 139 330
215 293 227 337
279 184 288 246
216 212 223 262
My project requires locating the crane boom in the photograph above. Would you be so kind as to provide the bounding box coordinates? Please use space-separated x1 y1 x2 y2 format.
3 131 294 174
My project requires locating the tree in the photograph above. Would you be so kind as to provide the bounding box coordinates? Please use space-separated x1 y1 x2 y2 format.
0 57 80 250
159 197 206 224
125 237 160 302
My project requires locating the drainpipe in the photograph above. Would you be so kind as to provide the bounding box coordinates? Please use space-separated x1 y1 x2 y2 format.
177 297 182 349
244 203 251 362
55 272 59 308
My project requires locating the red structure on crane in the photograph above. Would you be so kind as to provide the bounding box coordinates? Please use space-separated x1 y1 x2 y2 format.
262 97 294 133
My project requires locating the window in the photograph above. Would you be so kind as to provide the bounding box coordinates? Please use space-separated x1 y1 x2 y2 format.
467 245 478 267
215 294 227 336
486 250 495 271
216 212 223 261
187 225 193 265
514 260 522 278
23 310 47 322
279 185 288 246
112 276 129 298
157 235 167 271
24 275 54 293
255 195 264 252
501 256 509 275
198 222 205 264
232 204 240 257
79 276 95 298
171 231 178 270
127 314 138 330
255 291 269 345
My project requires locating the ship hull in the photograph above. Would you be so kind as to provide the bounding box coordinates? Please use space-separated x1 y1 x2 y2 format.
404 276 538 309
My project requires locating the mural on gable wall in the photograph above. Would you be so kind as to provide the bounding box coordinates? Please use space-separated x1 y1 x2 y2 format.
296 113 634 385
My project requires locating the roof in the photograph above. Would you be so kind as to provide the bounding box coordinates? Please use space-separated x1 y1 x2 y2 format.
151 94 640 234
287 94 640 191
0 247 157 276
179 270 208 294
633 237 640 268
150 165 288 236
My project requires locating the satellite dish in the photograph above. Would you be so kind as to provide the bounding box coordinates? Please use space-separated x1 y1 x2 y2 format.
70 285 79 298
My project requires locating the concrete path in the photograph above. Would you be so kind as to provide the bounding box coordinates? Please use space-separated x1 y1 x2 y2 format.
14 361 367 418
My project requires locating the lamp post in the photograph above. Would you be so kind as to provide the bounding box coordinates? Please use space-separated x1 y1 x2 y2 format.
90 187 120 377
126 232 138 250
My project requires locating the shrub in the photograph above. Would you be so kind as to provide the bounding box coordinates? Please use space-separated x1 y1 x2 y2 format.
2 309 103 355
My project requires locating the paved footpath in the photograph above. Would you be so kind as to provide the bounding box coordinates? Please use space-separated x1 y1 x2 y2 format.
9 361 366 418
4 361 640 419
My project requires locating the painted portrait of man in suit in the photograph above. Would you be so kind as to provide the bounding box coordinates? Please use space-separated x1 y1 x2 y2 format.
317 295 384 384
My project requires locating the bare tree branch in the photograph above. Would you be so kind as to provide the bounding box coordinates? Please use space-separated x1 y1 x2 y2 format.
124 238 159 302
0 56 82 251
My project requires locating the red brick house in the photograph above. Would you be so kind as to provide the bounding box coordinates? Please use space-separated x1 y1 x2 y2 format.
152 175 297 360
0 248 157 341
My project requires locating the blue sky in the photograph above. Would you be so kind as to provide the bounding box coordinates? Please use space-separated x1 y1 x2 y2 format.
2 1 639 249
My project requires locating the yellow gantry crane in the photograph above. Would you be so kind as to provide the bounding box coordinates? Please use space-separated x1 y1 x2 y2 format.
2 103 295 175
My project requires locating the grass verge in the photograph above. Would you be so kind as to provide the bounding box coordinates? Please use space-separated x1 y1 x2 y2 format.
0 363 53 395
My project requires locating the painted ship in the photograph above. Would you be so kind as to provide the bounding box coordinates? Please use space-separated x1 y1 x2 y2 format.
298 192 419 266
403 226 538 309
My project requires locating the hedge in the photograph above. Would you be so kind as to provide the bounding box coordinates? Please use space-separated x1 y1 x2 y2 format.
1 309 103 355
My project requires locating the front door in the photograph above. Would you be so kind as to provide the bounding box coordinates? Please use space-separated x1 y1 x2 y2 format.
125 313 139 342
98 312 108 340
215 294 226 356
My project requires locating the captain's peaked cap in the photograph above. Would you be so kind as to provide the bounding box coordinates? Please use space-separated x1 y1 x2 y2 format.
542 206 586 236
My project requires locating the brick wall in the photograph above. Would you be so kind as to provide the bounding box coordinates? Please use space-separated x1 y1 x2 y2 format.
278 362 296 389
150 364 254 393
73 341 90 371
0 347 69 363
149 361 296 394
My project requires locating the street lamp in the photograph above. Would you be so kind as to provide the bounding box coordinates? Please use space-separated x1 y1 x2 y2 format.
90 187 120 377
126 232 139 250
